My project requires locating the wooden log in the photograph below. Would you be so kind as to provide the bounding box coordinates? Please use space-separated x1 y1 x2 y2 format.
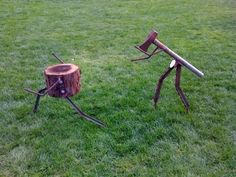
44 63 81 97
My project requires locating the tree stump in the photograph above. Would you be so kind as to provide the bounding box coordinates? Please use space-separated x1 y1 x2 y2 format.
44 63 81 97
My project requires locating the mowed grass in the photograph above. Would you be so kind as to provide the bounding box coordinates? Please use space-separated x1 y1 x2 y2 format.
0 0 235 176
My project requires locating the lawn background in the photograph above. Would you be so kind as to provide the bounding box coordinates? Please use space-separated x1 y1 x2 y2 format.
0 0 235 176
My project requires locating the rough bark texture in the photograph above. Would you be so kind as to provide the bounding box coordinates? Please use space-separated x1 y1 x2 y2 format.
44 64 81 97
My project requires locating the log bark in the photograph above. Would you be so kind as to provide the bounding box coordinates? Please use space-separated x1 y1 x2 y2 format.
44 63 81 97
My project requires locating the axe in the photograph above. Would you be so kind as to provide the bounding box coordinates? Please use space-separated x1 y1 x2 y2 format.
133 30 204 111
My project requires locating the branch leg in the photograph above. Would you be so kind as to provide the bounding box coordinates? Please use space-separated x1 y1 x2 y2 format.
65 97 105 127
153 67 174 107
175 64 189 112
33 88 47 112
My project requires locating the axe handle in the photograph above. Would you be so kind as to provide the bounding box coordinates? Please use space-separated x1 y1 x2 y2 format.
154 39 204 77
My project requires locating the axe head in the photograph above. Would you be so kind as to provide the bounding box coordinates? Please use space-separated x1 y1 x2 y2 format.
135 30 158 55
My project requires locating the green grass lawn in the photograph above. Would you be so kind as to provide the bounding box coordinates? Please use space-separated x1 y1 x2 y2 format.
0 0 235 176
